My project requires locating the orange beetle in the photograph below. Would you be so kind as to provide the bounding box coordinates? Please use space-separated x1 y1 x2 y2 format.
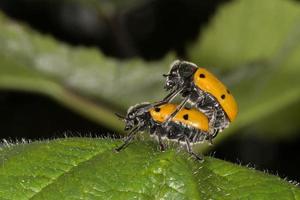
157 60 238 133
193 68 238 122
116 103 213 160
149 103 209 132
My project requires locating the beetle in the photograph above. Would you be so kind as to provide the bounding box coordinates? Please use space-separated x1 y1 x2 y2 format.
116 103 216 160
154 60 238 134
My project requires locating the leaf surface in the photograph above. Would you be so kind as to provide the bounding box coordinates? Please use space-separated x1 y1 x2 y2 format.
0 12 174 133
0 138 299 200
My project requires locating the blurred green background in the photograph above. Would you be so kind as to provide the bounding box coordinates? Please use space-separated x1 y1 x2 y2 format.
1 0 300 182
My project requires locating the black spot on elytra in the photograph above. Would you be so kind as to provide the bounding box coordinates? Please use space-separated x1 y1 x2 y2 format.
221 94 226 99
183 114 189 120
199 73 205 78
154 107 161 112
226 89 231 94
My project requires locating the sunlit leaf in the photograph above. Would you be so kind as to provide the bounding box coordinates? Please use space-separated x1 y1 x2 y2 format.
1 138 299 199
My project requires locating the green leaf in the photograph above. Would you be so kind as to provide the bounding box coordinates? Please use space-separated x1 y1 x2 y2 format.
254 101 300 139
188 0 300 146
188 0 300 70
0 12 174 133
0 138 299 199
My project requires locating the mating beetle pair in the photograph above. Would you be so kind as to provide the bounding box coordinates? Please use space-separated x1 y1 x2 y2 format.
116 60 238 160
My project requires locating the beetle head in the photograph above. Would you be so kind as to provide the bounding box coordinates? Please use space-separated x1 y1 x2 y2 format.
124 102 152 131
164 60 197 91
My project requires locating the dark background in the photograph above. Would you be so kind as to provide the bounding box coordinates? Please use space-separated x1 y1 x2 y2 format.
1 0 299 182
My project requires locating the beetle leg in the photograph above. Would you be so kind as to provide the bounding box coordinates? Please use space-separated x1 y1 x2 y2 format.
162 96 189 126
211 129 219 139
207 107 218 137
151 88 183 107
209 107 216 127
185 137 203 161
115 126 140 152
156 130 165 151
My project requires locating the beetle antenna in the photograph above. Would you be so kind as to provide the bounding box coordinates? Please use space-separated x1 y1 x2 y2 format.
115 113 125 120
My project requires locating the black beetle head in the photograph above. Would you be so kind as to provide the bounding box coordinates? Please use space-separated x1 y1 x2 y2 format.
164 60 197 91
124 102 151 131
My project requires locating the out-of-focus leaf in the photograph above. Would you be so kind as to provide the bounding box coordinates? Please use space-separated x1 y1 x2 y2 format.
189 0 300 70
1 138 299 199
188 0 300 148
253 101 300 139
0 12 174 133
